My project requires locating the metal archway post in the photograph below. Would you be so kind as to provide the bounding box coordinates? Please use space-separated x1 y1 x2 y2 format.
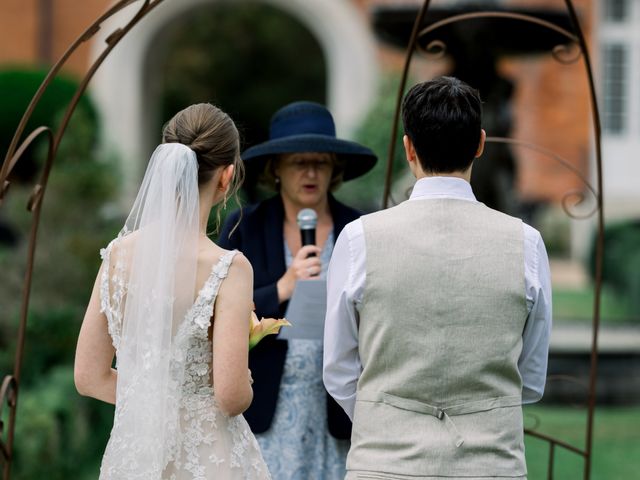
0 2 167 478
382 1 604 479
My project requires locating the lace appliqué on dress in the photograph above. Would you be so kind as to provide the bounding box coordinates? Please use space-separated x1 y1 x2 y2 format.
99 248 271 480
99 236 128 351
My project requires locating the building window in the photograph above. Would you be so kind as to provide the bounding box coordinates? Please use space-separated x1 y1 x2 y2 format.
601 44 627 134
603 0 629 23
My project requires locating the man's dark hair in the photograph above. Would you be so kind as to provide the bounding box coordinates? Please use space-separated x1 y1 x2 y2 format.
401 76 482 173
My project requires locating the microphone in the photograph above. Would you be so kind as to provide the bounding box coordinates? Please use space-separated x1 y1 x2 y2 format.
297 208 317 257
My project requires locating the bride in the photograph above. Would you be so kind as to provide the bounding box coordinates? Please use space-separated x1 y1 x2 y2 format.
74 104 271 479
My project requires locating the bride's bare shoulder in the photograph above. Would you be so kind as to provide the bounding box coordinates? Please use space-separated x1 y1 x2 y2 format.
197 239 252 276
107 231 138 253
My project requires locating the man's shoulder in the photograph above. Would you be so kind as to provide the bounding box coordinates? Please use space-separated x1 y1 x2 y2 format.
480 204 542 236
478 204 546 254
329 195 362 222
360 201 410 228
338 217 365 244
522 221 544 250
482 203 523 223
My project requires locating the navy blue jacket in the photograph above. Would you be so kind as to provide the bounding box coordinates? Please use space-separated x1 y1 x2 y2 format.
218 194 359 439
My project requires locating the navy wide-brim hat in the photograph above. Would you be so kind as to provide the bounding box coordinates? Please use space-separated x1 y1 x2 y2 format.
242 101 377 181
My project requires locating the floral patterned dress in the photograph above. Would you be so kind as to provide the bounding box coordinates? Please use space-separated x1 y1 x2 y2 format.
99 246 271 480
254 232 350 479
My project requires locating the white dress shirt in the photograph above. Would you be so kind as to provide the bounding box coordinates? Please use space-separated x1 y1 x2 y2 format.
323 176 552 421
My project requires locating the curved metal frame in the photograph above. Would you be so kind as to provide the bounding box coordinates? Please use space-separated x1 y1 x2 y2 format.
0 0 605 479
0 2 167 478
383 1 604 479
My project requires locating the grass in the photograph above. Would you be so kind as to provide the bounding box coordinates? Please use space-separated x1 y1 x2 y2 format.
552 287 637 324
523 405 640 479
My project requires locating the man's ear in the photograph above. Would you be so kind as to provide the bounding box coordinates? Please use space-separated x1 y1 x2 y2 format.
403 134 417 166
475 129 486 158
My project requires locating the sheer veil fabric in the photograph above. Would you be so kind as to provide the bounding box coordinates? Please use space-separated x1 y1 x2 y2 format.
101 143 200 478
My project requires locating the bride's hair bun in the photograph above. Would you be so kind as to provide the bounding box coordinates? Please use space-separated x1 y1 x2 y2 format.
162 103 244 193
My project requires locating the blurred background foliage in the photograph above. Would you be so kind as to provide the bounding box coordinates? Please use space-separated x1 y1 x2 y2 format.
0 68 98 185
589 219 640 318
0 68 119 479
1 2 638 478
335 74 411 213
155 1 326 193
0 4 376 475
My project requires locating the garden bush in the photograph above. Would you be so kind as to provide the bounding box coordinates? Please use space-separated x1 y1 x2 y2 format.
588 219 640 319
0 67 97 182
334 74 412 213
0 73 119 478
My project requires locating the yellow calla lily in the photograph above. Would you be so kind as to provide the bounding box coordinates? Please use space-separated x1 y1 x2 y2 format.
249 311 291 350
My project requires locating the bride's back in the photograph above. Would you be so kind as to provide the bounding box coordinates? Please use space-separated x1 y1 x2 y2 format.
76 103 270 479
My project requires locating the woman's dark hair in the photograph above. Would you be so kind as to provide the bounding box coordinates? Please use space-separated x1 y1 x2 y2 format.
401 76 482 174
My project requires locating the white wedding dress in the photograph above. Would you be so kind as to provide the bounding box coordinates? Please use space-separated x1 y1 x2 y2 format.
98 245 271 480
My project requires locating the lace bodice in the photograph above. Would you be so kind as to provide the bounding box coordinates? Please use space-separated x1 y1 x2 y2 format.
98 245 270 479
173 250 238 397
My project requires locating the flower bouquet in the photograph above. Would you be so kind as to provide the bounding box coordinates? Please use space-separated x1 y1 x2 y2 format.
249 310 290 350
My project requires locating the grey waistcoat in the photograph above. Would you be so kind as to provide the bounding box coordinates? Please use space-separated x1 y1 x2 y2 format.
347 198 528 479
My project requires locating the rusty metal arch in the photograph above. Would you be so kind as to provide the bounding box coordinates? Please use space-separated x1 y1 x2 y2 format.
382 1 604 479
0 2 168 478
0 0 605 479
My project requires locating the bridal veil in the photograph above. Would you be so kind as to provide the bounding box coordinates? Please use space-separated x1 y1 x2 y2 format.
100 142 200 478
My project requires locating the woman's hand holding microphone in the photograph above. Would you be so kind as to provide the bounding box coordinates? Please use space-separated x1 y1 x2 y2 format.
276 245 321 302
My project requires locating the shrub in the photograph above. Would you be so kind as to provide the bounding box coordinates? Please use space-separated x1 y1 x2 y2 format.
0 67 97 182
12 366 113 480
0 71 119 478
588 219 640 319
334 74 411 212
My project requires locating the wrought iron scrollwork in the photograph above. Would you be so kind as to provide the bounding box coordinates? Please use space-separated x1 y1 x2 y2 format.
0 376 18 464
486 136 599 220
422 40 447 60
0 2 167 478
0 0 607 479
415 12 582 66
552 41 582 65
383 1 604 479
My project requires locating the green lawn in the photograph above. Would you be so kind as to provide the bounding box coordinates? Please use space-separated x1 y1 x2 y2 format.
524 405 640 479
552 287 637 324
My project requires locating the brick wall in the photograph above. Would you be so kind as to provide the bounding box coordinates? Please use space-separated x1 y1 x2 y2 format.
358 0 595 203
0 0 111 75
0 0 595 203
0 0 40 67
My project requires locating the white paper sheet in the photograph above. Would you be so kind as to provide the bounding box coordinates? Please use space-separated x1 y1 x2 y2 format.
280 279 327 341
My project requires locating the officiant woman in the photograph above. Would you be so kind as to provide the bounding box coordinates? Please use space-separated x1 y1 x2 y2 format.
218 101 376 479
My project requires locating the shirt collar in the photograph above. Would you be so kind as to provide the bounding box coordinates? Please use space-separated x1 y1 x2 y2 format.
408 176 477 202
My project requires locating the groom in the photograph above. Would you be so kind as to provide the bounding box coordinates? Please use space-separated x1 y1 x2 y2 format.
323 76 552 479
